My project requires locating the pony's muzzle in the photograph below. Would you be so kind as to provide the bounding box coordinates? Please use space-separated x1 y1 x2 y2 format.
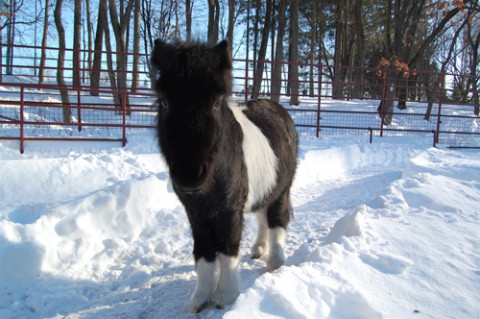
171 163 208 193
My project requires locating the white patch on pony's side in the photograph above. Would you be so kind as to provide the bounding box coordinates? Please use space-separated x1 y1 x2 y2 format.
191 257 216 313
213 253 240 307
267 227 287 271
228 100 278 211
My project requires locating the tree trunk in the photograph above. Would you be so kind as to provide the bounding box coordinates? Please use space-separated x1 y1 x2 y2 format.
85 0 93 83
131 0 140 92
227 0 235 51
423 72 434 121
185 0 192 41
251 0 272 99
54 0 72 123
397 81 407 110
140 0 155 89
308 0 318 97
289 0 300 106
73 0 82 88
270 0 287 103
5 0 17 75
103 8 120 109
108 0 134 114
38 0 50 87
90 0 107 96
207 0 219 45
252 0 260 78
332 0 346 99
381 69 396 126
353 0 365 98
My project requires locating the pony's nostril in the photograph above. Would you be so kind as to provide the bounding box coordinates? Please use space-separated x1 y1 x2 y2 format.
171 162 208 192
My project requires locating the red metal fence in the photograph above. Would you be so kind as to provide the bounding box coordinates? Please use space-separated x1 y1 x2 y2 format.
0 44 479 153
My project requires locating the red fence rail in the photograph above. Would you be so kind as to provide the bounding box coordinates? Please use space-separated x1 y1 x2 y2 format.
1 44 479 153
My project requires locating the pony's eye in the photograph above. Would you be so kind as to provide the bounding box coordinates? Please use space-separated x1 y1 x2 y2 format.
213 98 223 111
160 100 169 111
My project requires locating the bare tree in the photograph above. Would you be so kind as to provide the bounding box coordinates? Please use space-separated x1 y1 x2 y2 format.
227 0 235 50
54 0 72 122
131 0 141 92
38 0 51 87
108 0 135 113
185 0 193 41
140 0 178 89
332 0 348 98
90 0 107 96
84 0 93 83
466 8 480 116
425 17 468 120
102 6 118 105
251 0 273 99
289 0 300 106
1 0 41 77
207 0 220 45
73 0 82 87
270 0 288 103
305 0 320 97
379 0 463 124
353 0 365 98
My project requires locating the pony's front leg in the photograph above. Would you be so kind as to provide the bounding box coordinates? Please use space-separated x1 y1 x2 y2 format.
190 227 218 313
213 212 242 308
213 253 240 308
191 257 217 313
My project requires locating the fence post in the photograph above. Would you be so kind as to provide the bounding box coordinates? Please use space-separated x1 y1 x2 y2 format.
316 64 322 138
20 85 25 154
77 89 82 132
380 69 388 137
122 91 127 147
435 72 445 144
244 57 249 104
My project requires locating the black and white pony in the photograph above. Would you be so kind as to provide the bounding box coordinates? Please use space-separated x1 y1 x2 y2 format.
151 40 297 313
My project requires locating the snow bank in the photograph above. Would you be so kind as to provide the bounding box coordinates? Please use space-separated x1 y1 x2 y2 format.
223 146 480 319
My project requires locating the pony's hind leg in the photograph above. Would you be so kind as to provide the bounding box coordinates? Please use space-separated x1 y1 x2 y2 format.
267 227 287 271
266 191 291 271
251 208 269 259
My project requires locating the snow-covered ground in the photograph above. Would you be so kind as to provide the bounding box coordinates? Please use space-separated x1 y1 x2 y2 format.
1 127 479 318
0 78 479 318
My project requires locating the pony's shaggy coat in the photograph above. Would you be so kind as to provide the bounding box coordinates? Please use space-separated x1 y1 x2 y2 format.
151 40 297 313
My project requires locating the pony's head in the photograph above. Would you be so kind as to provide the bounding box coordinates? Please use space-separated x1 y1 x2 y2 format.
151 40 232 193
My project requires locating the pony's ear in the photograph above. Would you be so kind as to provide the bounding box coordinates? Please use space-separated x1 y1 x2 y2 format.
151 39 172 70
215 40 232 70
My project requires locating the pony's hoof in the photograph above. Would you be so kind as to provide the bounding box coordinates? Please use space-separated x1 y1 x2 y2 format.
213 290 239 308
267 259 284 272
191 301 208 314
250 251 262 259
191 291 210 313
251 243 267 259
267 244 286 271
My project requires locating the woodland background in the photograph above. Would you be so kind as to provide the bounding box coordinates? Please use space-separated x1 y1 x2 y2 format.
1 0 480 123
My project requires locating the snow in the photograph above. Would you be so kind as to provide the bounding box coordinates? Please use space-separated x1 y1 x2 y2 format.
1 106 480 318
